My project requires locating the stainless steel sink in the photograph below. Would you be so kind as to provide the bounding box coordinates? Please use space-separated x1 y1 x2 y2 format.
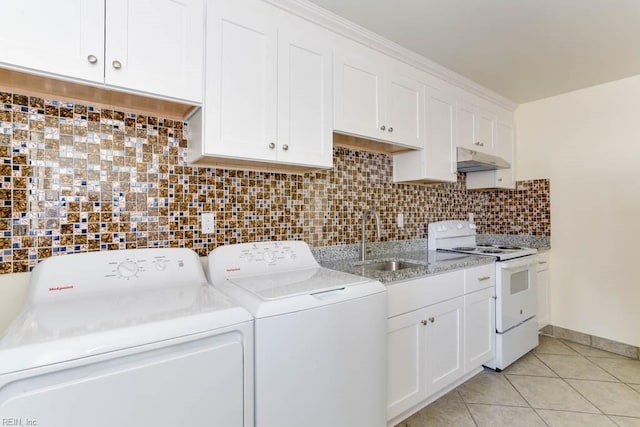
352 260 423 273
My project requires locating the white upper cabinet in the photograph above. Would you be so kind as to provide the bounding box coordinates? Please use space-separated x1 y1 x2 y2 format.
0 0 203 103
1 0 105 83
494 118 516 188
334 47 424 150
456 100 495 154
386 67 424 148
466 111 516 189
393 84 456 183
277 27 333 167
105 0 204 103
205 0 278 162
333 48 385 140
190 0 333 170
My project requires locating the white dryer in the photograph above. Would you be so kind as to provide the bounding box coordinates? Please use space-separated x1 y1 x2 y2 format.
208 241 387 427
0 248 254 427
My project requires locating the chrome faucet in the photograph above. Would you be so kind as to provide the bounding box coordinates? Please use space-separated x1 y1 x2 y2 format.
361 209 381 263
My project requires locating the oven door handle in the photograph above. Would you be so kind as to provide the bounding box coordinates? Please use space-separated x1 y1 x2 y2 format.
499 256 537 271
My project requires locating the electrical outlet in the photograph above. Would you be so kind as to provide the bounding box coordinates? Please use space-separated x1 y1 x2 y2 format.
201 212 215 234
397 213 404 228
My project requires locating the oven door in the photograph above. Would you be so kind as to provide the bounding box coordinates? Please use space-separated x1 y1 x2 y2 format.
495 256 537 333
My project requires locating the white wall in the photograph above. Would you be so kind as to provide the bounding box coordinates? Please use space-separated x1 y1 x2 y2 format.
516 75 640 347
0 273 29 335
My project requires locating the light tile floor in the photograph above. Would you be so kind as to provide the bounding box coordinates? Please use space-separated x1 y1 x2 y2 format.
398 335 640 426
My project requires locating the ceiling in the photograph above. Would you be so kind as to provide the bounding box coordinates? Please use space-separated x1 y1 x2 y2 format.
305 0 640 103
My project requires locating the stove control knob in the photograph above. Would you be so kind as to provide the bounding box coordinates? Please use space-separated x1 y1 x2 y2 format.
442 226 448 231
263 251 274 263
457 223 463 229
117 260 139 278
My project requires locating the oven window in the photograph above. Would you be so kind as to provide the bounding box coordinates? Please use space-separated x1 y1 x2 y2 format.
510 270 529 294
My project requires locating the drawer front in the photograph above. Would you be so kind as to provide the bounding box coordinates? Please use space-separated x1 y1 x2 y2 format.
464 263 495 293
536 251 550 272
387 270 464 318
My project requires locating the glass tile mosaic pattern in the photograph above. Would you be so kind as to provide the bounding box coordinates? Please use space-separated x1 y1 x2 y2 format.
0 91 550 273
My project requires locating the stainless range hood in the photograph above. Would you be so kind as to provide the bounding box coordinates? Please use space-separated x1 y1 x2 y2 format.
456 147 510 172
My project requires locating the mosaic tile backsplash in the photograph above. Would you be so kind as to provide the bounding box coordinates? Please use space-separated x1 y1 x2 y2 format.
0 91 550 273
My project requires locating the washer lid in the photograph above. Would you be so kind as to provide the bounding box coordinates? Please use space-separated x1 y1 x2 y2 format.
0 283 252 375
228 267 371 300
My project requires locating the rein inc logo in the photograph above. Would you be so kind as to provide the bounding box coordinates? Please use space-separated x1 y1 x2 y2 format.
2 419 38 426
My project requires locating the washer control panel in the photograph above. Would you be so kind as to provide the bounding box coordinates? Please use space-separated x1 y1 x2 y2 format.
208 241 319 283
238 242 298 266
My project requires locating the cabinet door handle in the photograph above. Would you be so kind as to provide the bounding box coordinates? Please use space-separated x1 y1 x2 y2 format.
421 320 427 326
428 317 435 323
474 141 484 147
87 54 98 64
380 125 386 131
282 144 289 151
388 127 393 133
492 295 497 300
497 178 503 182
112 60 122 69
478 276 491 281
538 261 547 265
268 142 275 149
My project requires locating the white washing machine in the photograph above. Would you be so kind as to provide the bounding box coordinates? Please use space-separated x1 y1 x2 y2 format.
0 248 254 427
208 241 387 427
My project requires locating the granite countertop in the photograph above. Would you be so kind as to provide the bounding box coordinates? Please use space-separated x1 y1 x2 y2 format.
477 234 551 251
313 239 494 284
312 235 550 284
318 250 494 284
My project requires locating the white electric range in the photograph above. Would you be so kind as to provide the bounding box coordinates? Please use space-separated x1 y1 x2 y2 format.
428 220 539 370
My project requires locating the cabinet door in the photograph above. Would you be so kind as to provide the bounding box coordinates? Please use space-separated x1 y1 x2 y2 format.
423 85 456 182
386 69 424 149
477 108 496 153
392 84 456 183
424 297 464 395
105 0 203 103
205 0 277 161
464 287 495 372
333 48 385 140
277 25 333 168
387 309 428 420
494 119 516 189
0 0 104 83
537 254 550 329
455 100 478 151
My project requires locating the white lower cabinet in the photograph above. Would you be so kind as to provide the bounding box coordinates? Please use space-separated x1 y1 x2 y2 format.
387 266 495 422
424 297 465 393
387 297 464 420
387 309 429 418
536 251 551 329
464 287 496 371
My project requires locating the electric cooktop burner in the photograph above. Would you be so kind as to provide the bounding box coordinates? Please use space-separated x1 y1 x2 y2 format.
428 220 539 261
